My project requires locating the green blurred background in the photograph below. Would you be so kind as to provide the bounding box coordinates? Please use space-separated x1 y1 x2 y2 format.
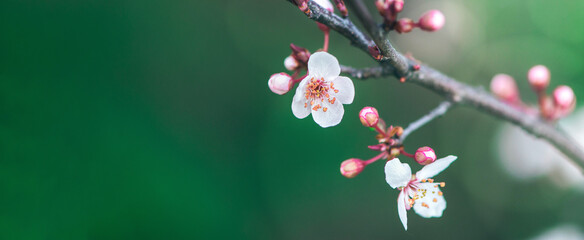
1 0 583 239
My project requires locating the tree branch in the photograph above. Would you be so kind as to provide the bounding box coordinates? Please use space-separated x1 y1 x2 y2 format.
288 0 584 171
340 65 387 79
401 101 452 142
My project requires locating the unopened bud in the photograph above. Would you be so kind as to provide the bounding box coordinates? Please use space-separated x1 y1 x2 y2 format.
268 73 293 95
553 85 576 110
490 74 519 103
359 106 379 127
392 0 404 13
418 10 445 32
290 43 311 65
415 146 436 165
314 0 334 12
395 18 416 33
527 65 550 92
368 45 382 60
284 55 299 71
333 0 348 16
340 158 365 178
375 0 390 16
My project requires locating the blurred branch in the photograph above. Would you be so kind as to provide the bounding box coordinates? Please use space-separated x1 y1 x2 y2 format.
286 0 584 171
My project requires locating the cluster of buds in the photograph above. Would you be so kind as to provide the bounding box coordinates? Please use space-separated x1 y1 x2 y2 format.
285 44 311 72
490 65 576 121
268 44 312 95
375 0 444 33
339 107 438 178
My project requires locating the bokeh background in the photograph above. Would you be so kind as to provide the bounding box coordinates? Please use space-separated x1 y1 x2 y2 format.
1 0 583 239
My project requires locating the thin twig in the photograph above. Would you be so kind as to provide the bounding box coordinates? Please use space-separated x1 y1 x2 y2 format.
401 101 452 141
286 0 584 171
344 0 409 76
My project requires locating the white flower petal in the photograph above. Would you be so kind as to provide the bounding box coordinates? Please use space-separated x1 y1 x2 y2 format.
397 190 408 231
313 0 334 11
416 155 457 180
385 158 412 189
307 52 341 79
412 183 447 218
311 98 343 128
331 76 354 104
291 79 310 119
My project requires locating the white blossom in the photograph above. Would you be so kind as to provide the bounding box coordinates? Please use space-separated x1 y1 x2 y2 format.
496 107 584 190
384 156 457 230
291 52 354 128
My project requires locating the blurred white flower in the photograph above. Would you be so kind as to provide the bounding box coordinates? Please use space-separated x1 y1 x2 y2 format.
496 107 584 189
384 156 457 230
291 52 354 128
530 224 584 240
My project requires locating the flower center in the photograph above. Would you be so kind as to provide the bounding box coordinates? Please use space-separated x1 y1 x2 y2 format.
304 77 338 112
405 179 445 209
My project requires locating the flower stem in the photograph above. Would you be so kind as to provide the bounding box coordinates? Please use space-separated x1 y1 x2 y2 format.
401 101 452 142
323 30 330 52
364 151 388 165
399 149 415 159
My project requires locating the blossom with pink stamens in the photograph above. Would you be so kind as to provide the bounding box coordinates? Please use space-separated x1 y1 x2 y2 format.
291 52 355 127
385 155 457 230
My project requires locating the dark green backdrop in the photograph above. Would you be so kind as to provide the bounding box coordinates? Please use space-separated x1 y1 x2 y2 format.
1 0 583 239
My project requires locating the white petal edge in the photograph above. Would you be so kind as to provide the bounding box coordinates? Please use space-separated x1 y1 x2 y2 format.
313 0 334 11
291 78 310 119
331 76 354 104
397 191 408 231
385 158 412 189
311 99 344 128
307 52 341 79
412 183 447 218
416 155 457 180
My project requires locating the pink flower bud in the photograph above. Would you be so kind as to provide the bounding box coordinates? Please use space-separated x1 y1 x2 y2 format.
553 85 576 110
527 65 550 92
415 146 436 165
268 73 293 95
418 10 445 32
284 55 299 71
290 43 311 64
392 0 404 13
340 158 365 178
490 74 519 103
333 0 348 17
395 18 415 33
375 0 390 16
359 106 379 127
